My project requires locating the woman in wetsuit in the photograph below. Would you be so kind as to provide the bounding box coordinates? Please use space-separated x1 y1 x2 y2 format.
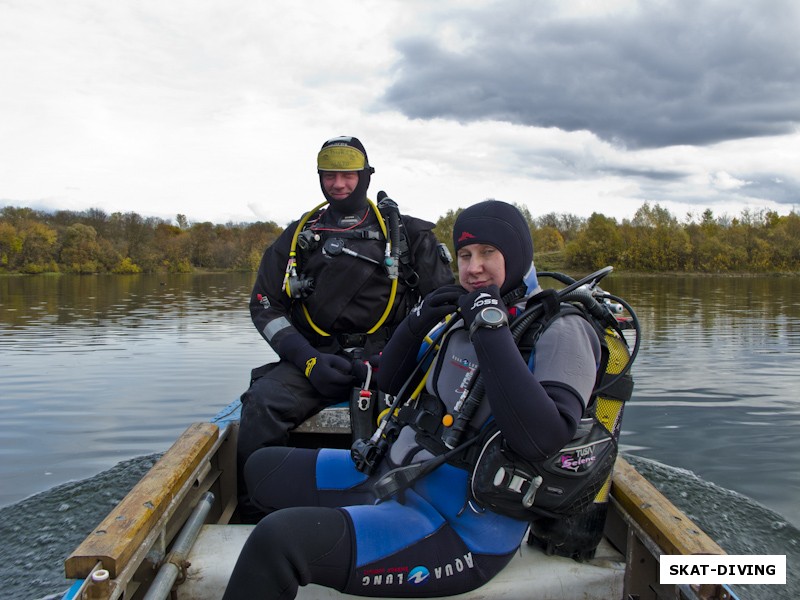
223 200 600 599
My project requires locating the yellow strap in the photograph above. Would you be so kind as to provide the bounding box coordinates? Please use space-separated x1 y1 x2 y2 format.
293 198 394 337
284 201 329 299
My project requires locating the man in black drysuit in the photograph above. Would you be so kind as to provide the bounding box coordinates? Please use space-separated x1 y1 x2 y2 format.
238 136 454 483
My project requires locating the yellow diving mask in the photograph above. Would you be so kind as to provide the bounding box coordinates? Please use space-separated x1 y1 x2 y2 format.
317 145 367 172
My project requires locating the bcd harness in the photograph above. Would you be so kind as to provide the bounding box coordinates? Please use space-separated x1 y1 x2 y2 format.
353 267 640 522
282 192 421 345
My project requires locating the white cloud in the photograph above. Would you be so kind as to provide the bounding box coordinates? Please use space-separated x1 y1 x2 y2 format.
1 0 798 229
710 171 748 191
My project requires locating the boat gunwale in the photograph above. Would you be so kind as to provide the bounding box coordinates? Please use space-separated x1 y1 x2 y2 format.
64 421 233 599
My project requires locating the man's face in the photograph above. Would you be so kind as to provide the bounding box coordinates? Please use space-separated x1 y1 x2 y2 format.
457 243 506 292
321 171 359 201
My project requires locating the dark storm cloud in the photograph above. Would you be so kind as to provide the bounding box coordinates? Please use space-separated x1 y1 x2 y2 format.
600 166 687 182
516 150 689 182
739 174 800 206
380 0 800 149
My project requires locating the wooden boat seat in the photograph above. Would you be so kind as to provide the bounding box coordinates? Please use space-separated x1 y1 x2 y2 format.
294 403 351 434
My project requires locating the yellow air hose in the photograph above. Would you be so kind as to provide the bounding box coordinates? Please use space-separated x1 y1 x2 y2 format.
288 199 397 337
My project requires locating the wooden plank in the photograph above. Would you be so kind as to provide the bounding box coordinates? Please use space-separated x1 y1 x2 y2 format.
65 422 219 579
611 456 726 556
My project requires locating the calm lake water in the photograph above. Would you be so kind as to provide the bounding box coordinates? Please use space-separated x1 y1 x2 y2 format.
1 272 799 599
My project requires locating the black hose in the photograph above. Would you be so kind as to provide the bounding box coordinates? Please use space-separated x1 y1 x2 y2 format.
377 191 401 278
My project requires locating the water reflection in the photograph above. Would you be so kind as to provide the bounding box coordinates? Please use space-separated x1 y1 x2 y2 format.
1 273 253 328
608 274 800 527
1 272 800 600
1 273 799 529
0 273 271 508
612 274 800 339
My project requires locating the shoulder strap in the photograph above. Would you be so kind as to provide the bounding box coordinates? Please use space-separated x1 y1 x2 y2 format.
527 288 561 321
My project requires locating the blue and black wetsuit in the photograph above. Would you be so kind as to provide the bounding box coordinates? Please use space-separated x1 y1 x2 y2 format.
223 292 601 600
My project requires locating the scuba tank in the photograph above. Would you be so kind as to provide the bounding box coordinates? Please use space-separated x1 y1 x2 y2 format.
527 271 638 560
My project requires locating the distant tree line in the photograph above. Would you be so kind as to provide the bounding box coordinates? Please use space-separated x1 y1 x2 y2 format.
564 203 800 273
435 202 800 273
0 206 282 274
2 202 799 275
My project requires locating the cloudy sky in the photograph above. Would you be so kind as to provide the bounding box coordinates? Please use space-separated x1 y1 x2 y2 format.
1 0 798 228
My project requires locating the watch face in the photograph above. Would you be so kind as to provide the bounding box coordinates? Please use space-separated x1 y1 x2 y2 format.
482 306 505 325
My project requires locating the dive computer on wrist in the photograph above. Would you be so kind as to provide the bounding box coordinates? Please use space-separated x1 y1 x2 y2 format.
469 306 508 339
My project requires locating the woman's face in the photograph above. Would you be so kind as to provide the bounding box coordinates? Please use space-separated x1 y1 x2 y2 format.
457 243 506 292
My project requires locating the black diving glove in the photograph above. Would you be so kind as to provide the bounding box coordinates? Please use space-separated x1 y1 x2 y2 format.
457 285 508 334
405 284 466 337
350 354 381 387
280 335 356 398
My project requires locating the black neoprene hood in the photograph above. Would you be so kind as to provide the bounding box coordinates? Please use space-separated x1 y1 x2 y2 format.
317 136 374 214
453 200 534 294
